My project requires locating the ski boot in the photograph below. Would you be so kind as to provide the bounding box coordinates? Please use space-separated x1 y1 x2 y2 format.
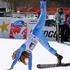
55 53 63 65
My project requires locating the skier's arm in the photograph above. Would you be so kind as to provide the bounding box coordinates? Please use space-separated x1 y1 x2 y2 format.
9 44 26 69
28 51 32 70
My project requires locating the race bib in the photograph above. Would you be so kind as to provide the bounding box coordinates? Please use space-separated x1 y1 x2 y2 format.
25 33 38 51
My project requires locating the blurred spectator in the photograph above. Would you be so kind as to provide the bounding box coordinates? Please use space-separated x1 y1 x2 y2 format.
62 11 70 42
67 11 70 27
55 8 65 42
67 16 70 28
65 11 70 24
67 12 70 41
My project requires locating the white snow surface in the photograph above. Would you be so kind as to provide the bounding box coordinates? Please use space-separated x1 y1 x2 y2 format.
0 39 70 70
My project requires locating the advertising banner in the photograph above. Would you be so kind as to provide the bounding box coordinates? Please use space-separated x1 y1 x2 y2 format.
0 17 57 41
0 17 27 39
44 26 56 41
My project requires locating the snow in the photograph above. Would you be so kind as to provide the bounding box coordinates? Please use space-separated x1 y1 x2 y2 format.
0 39 70 70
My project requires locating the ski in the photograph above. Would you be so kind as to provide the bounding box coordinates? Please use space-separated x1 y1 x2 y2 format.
37 63 70 68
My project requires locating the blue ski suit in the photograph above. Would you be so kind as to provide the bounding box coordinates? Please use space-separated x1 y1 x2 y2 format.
10 0 57 70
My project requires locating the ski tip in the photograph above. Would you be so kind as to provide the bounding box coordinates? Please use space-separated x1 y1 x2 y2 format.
37 64 40 68
37 64 46 68
37 64 43 68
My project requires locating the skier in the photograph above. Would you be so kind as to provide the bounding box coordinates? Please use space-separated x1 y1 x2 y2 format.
8 0 63 70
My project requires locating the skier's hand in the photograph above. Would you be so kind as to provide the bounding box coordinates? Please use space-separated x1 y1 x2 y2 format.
12 49 18 59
